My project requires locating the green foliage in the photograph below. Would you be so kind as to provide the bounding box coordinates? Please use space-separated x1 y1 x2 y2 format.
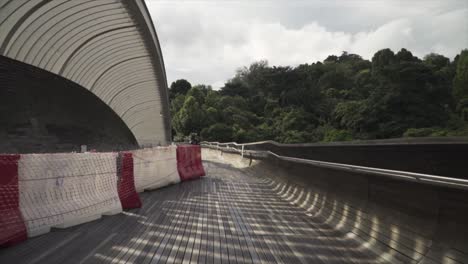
403 127 439 137
169 79 191 99
424 53 450 69
200 123 232 142
170 94 185 116
323 128 353 142
371 48 396 72
404 126 468 137
186 85 207 105
172 96 206 136
453 50 468 120
170 48 467 143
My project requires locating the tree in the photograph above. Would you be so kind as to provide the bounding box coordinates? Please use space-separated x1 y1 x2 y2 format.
396 48 420 63
170 94 185 116
169 79 192 99
220 78 250 97
372 48 396 72
367 61 449 137
172 96 206 136
186 86 207 105
170 48 466 143
200 123 232 142
333 100 368 134
424 53 450 70
453 50 468 120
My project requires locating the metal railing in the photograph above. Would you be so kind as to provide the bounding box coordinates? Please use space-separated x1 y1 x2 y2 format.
201 141 468 191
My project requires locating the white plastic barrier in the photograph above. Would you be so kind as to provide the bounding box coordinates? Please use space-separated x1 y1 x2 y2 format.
18 152 122 237
132 146 180 192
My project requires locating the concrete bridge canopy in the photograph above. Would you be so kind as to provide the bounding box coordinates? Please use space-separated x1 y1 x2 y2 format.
0 0 171 148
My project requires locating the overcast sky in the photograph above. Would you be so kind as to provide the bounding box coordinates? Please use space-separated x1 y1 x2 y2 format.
145 0 468 88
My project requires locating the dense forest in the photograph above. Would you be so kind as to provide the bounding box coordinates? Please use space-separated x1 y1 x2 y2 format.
170 48 468 143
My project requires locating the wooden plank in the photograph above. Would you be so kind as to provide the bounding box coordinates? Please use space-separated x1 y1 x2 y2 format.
0 161 397 264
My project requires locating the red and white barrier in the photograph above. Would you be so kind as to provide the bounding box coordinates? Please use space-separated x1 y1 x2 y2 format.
176 145 205 181
117 152 141 209
0 154 27 247
0 144 206 247
132 146 180 192
18 153 122 237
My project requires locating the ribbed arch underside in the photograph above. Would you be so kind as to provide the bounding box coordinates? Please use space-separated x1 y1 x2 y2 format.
0 0 170 146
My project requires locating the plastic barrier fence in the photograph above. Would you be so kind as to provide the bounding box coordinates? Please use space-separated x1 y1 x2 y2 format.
18 153 122 237
1 145 207 246
132 146 180 192
117 152 141 209
0 155 27 247
176 145 205 181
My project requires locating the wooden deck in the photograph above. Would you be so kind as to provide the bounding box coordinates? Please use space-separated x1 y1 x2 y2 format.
0 161 380 264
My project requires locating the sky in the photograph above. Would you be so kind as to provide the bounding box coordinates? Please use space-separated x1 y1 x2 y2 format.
145 0 468 89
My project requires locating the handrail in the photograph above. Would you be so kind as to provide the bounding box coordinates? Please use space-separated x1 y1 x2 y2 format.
201 141 468 191
202 137 468 147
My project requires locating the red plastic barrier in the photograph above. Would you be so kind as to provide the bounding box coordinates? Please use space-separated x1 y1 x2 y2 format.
117 152 142 209
0 155 27 247
176 145 205 181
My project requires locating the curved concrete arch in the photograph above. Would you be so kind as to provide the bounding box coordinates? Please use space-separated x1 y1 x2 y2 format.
86 56 151 91
28 8 129 64
99 76 158 104
82 51 149 84
124 106 162 124
109 86 161 114
46 23 136 72
89 60 154 94
89 66 155 98
8 0 121 60
122 104 158 121
4 1 129 68
130 118 163 134
83 55 150 85
124 110 161 133
120 100 161 117
71 45 148 83
107 80 158 106
132 123 165 140
61 30 140 69
65 31 142 80
0 1 29 26
123 112 162 132
127 113 161 130
118 100 161 120
130 120 146 131
96 66 156 92
0 0 48 51
55 28 139 73
115 99 161 119
99 73 158 102
5 1 118 57
120 99 159 119
0 0 171 145
38 22 136 71
64 38 142 79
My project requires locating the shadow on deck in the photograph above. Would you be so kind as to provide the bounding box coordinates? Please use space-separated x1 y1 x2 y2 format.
0 159 387 264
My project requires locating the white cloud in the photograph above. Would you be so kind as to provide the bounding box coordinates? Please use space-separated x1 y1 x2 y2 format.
146 0 468 89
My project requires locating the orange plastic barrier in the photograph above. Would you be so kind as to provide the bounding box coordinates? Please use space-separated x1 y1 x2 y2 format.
117 152 141 209
176 145 205 181
0 155 27 247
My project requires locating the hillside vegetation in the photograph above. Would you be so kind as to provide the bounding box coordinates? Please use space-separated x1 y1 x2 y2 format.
170 48 468 143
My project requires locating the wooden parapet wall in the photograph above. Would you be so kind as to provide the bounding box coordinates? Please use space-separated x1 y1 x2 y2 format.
202 146 468 263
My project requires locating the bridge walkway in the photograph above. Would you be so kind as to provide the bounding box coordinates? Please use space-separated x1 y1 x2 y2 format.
0 161 379 264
